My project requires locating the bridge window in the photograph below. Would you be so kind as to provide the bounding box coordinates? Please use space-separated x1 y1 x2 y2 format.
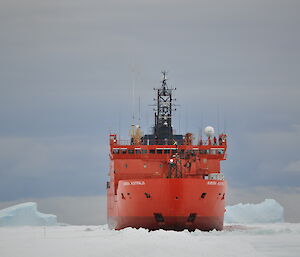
210 149 217 155
164 149 170 154
157 149 163 154
135 149 141 154
128 149 134 154
121 149 127 154
142 149 148 154
150 149 155 154
218 149 224 154
112 149 119 154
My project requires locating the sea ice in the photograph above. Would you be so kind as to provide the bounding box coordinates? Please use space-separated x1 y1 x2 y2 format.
0 202 57 226
225 199 284 224
1 223 300 257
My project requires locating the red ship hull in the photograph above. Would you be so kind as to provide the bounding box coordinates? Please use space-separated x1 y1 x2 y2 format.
108 178 227 231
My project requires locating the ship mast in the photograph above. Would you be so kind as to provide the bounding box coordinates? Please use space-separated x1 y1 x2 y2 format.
153 71 176 141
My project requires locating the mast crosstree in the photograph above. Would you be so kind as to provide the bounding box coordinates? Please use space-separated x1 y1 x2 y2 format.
153 71 176 140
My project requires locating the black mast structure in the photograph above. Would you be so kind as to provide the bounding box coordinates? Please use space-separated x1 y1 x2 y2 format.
153 71 175 141
143 71 183 145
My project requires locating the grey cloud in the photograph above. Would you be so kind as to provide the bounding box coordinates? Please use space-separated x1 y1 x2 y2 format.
284 160 300 173
0 136 107 201
0 0 300 220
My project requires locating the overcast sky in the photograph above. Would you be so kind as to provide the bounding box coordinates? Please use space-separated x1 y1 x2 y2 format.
1 0 300 223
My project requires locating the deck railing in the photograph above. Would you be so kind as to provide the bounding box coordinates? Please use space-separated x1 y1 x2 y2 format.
115 138 226 146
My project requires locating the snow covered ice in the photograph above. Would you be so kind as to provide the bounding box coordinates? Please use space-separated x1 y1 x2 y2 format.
0 200 298 257
0 202 57 226
225 199 284 224
0 223 299 257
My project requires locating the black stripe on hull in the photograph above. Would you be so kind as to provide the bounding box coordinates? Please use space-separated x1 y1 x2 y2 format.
108 215 224 231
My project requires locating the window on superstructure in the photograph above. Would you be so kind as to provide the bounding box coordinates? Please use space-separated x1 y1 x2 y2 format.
121 149 127 154
157 149 163 154
128 149 134 154
210 149 217 155
136 149 141 154
142 149 148 154
164 149 170 154
171 149 177 154
112 149 119 154
150 149 155 154
218 149 224 154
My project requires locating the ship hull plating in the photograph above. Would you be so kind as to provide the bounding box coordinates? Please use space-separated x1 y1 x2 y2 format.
107 178 227 231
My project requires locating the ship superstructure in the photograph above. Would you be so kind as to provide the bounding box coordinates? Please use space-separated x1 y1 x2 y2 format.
107 72 227 231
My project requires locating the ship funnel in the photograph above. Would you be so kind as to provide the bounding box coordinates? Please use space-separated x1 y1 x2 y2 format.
204 126 214 137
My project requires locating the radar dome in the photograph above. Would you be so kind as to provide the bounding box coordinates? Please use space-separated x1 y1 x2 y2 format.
204 126 214 137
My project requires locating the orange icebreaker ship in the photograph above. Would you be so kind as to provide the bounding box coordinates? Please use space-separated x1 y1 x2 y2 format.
107 72 228 231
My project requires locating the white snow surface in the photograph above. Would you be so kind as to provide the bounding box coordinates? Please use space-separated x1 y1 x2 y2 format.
225 199 284 224
0 223 299 257
0 202 57 226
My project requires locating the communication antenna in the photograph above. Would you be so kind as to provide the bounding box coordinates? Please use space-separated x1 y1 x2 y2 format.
200 112 203 139
224 111 227 134
138 96 141 126
185 106 188 132
178 109 181 134
146 109 149 132
131 68 136 125
118 106 121 141
217 104 220 136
